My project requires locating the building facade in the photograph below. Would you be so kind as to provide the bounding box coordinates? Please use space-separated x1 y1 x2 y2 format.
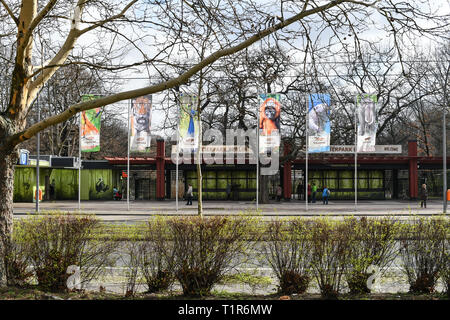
13 140 449 202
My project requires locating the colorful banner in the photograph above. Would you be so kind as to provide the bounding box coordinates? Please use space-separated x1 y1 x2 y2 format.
259 93 282 153
308 93 331 153
80 94 102 152
357 94 377 152
130 95 152 152
179 94 199 150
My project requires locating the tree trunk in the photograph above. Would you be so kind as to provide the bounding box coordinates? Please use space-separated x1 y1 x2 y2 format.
0 145 18 287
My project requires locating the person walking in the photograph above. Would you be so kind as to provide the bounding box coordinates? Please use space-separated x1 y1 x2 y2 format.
307 183 311 203
420 183 428 208
186 183 193 205
322 186 330 205
276 185 283 202
113 186 121 201
297 182 303 200
312 182 317 203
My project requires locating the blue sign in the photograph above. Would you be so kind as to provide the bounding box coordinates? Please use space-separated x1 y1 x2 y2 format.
18 149 29 165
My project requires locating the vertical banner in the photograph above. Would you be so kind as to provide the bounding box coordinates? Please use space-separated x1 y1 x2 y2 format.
130 95 152 152
80 94 102 152
357 94 378 152
307 93 331 153
258 93 282 153
179 93 199 150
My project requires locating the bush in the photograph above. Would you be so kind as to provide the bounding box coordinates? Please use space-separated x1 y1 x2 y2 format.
119 221 175 297
142 218 175 293
309 218 351 299
261 219 312 295
344 217 400 294
399 217 448 294
165 215 257 296
120 225 145 297
18 212 118 292
3 230 33 287
442 253 449 297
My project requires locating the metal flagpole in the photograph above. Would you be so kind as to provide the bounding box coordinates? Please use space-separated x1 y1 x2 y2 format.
36 98 40 213
306 95 309 212
354 96 358 211
78 111 81 211
444 108 447 213
127 99 130 211
443 66 449 214
256 93 259 211
176 93 180 212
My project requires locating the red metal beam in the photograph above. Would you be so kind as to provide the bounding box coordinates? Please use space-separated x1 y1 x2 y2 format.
408 141 418 199
283 142 292 200
156 140 165 200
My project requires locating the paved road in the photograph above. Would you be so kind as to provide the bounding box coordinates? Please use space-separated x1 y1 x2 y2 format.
13 199 449 222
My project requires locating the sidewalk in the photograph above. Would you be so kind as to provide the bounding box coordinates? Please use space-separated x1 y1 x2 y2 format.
13 199 448 219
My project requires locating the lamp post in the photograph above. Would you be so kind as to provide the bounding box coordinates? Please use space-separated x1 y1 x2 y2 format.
443 64 449 214
444 109 447 213
36 102 40 213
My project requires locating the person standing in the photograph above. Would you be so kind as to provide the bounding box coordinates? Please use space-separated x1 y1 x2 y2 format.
276 185 283 202
113 186 120 200
49 179 55 201
186 183 193 205
322 186 330 205
312 182 317 203
420 183 428 208
226 183 231 201
297 182 303 200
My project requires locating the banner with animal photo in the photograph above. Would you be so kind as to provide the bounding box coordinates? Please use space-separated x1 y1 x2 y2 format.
178 94 199 150
307 93 331 153
356 94 378 152
259 93 282 153
80 94 102 152
130 95 152 152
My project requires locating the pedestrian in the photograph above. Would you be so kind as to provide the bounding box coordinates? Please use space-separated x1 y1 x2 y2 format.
276 185 282 202
420 183 428 208
312 182 317 203
186 183 193 205
226 183 231 200
113 186 122 200
296 182 303 200
307 183 311 203
113 186 118 200
322 186 330 205
49 179 55 200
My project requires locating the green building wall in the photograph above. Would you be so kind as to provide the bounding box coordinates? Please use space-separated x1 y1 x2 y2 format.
308 169 384 200
14 167 116 202
13 167 49 202
86 169 114 200
186 170 257 200
13 166 386 202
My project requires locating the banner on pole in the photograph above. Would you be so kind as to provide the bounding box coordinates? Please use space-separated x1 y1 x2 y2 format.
178 94 199 150
80 94 102 152
130 95 152 152
259 93 282 153
357 94 378 152
308 93 331 153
